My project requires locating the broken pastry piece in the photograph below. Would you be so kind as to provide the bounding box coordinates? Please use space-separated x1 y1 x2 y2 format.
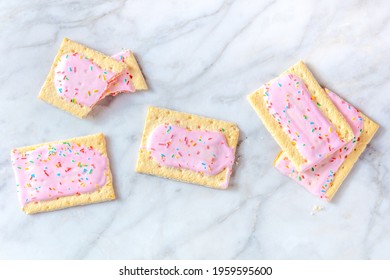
274 89 379 201
10 133 115 214
248 61 354 172
136 106 240 189
111 50 148 92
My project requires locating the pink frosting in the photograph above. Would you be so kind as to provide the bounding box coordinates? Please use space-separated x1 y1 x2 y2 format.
146 125 235 188
106 50 135 96
263 74 346 170
11 142 108 206
53 51 136 107
54 53 118 107
275 90 363 199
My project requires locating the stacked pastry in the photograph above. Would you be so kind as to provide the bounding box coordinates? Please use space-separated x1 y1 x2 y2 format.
248 61 379 201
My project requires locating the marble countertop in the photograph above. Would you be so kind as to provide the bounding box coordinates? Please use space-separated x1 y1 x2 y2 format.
0 0 389 259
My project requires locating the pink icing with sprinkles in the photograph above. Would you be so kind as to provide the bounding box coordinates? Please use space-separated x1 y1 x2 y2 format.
263 74 346 170
11 142 108 206
54 53 118 107
106 50 135 96
275 90 364 199
146 124 235 188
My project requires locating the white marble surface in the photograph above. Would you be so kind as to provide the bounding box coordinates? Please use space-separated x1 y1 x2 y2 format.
0 0 389 260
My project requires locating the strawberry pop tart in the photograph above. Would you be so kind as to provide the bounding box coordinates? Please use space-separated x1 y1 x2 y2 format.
10 133 115 214
39 39 147 118
136 107 240 189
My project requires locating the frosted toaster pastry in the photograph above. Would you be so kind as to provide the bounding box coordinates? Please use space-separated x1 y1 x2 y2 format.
274 89 379 201
38 38 130 118
136 106 240 189
10 133 115 214
248 61 354 172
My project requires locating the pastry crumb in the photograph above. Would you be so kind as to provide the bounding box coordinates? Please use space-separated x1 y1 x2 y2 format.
311 205 324 215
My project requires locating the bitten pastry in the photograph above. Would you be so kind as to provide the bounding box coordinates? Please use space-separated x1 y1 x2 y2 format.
248 61 354 171
10 133 115 214
274 89 379 201
136 106 240 189
38 38 129 118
